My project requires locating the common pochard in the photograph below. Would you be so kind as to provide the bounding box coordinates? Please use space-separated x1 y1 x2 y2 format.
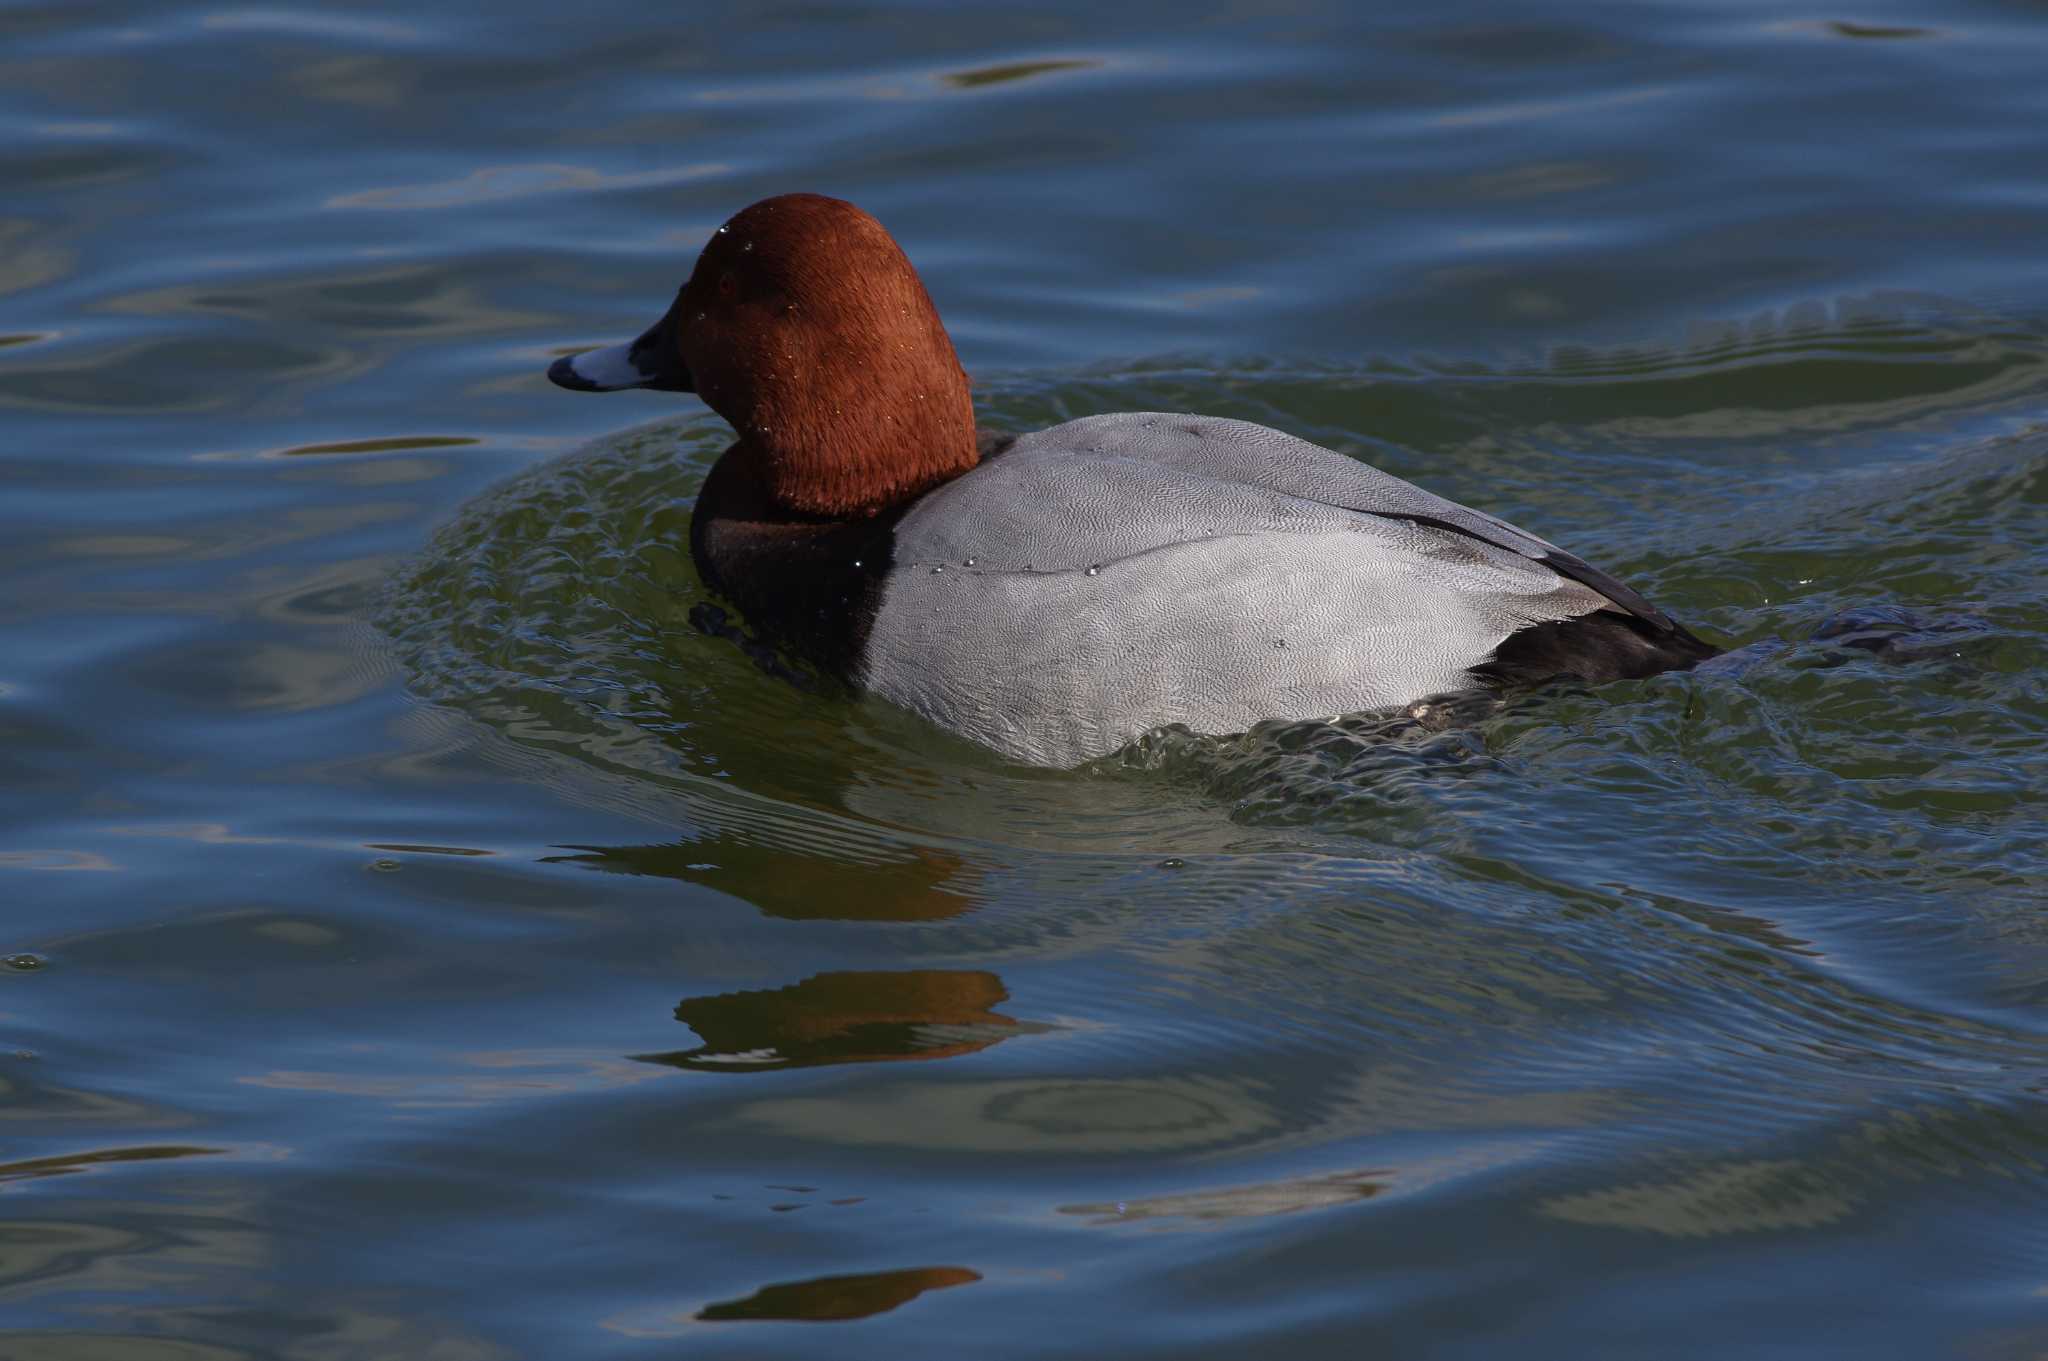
549 193 1716 766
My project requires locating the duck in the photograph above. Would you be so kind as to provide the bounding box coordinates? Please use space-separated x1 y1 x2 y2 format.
548 192 1717 767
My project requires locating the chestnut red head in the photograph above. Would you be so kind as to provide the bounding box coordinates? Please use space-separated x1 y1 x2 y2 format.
550 193 978 518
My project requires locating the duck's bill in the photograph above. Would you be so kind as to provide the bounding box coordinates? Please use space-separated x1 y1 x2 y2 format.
547 313 694 393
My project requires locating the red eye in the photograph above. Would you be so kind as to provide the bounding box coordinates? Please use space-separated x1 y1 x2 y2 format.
718 271 738 300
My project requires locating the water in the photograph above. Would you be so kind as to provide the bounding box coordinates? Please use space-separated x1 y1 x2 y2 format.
4 0 2048 1355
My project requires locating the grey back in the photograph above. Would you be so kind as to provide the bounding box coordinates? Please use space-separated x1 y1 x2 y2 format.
862 413 1611 765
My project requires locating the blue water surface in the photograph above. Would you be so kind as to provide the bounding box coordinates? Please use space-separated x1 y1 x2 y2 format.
3 0 2048 1356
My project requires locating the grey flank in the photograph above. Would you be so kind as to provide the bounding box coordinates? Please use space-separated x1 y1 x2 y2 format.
862 413 1617 765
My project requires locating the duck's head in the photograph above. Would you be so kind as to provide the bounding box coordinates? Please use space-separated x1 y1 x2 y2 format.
549 193 978 518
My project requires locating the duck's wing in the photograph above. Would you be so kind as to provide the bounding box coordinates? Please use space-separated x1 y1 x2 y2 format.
899 413 1608 618
871 431 1599 764
869 414 1700 765
1008 413 1678 631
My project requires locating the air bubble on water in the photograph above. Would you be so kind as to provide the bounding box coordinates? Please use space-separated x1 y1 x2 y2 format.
930 565 943 574
963 558 976 567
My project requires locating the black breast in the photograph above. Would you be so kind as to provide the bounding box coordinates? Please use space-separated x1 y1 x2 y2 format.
687 432 1019 682
687 448 904 683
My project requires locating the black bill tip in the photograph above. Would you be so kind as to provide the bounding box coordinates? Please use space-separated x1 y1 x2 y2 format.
546 310 694 394
547 353 610 391
547 338 661 393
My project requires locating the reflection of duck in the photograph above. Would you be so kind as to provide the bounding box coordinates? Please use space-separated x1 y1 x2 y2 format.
539 839 976 921
0 1144 220 1187
551 192 1717 766
1060 1167 1386 1226
696 1265 980 1322
636 969 1027 1071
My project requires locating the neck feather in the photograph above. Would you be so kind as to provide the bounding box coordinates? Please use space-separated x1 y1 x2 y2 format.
747 356 979 518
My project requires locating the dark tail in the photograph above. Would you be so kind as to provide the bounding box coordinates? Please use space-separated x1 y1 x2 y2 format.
1472 610 1720 690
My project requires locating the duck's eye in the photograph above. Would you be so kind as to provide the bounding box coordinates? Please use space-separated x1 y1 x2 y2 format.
718 271 738 300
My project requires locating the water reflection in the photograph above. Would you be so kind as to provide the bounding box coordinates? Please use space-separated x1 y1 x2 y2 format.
0 1144 221 1187
328 161 727 211
697 55 1111 106
695 1265 981 1323
941 59 1099 89
197 9 426 42
1541 1157 1856 1238
1544 1090 2048 1240
10 0 2048 1349
735 1074 1280 1154
0 1178 281 1328
1060 1167 1387 1227
543 840 979 921
0 217 74 296
272 435 479 458
105 261 545 338
0 850 117 871
638 970 1026 1072
1763 20 1940 41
